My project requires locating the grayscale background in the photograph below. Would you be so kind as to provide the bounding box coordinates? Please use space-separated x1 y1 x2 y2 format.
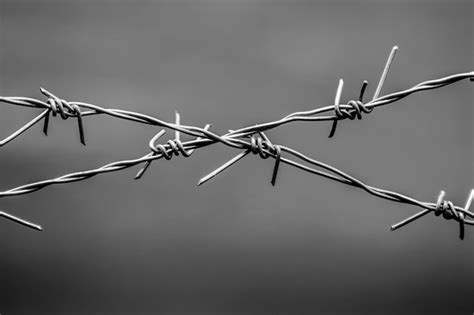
1 0 473 314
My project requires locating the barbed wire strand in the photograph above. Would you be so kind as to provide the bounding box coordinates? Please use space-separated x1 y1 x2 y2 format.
1 133 472 237
0 46 473 239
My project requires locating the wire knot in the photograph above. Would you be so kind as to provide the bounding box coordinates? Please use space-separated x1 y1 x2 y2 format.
248 135 282 186
196 133 283 187
134 129 194 179
328 80 369 138
433 191 466 239
135 113 211 180
334 100 373 121
391 190 472 240
248 135 280 159
40 88 85 145
47 95 81 120
150 137 192 160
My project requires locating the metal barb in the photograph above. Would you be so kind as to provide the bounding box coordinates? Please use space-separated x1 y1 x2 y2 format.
373 46 398 101
0 211 42 231
359 80 368 101
328 79 344 138
175 110 181 142
76 107 85 145
197 150 250 186
0 109 49 147
270 145 281 186
258 132 282 186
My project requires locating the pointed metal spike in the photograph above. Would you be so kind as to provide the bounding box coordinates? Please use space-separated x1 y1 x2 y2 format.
373 46 398 101
43 110 50 136
39 87 55 99
359 80 368 102
335 79 344 105
0 109 50 147
328 79 344 138
390 209 430 231
134 156 153 180
464 189 474 211
197 150 250 186
459 220 465 240
270 146 281 186
39 87 49 96
258 131 282 186
0 211 43 231
77 111 85 145
328 121 338 138
175 110 180 142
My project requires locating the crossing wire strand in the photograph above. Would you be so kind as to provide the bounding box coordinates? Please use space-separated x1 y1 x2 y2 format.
0 46 473 239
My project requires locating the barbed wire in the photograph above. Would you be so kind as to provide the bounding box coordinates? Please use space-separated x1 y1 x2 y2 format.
1 46 473 239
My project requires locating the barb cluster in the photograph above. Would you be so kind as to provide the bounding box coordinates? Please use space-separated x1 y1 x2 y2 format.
1 46 473 239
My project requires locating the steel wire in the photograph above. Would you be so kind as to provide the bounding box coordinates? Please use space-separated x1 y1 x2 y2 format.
0 47 472 239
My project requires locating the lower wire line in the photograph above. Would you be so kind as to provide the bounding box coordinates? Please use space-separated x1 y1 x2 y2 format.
0 134 472 235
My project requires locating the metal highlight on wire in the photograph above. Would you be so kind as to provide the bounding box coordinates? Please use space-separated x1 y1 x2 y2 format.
0 46 473 240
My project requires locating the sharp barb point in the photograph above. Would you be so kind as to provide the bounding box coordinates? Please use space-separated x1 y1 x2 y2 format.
335 79 344 105
373 46 398 101
175 111 181 142
328 79 344 138
359 81 368 101
43 111 50 136
0 211 43 231
197 150 250 186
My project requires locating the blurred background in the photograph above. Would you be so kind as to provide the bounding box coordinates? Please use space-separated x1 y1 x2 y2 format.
0 0 473 314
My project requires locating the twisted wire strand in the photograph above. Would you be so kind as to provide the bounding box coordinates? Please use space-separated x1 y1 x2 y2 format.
0 47 473 239
0 129 472 238
1 72 472 146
